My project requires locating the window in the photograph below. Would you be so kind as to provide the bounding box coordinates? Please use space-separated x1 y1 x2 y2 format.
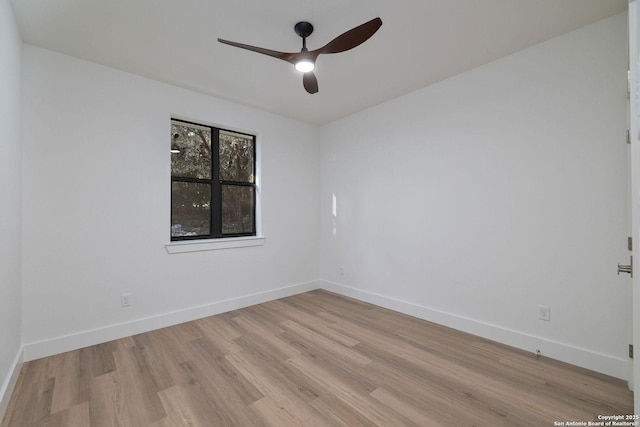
171 119 256 241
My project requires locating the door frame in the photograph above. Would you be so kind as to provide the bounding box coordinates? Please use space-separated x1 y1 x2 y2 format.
628 0 640 412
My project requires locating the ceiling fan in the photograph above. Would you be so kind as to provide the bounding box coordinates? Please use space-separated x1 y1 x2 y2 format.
218 17 383 94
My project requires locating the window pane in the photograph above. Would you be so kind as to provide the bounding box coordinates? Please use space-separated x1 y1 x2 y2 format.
219 130 254 183
222 185 254 234
171 122 212 179
171 182 211 237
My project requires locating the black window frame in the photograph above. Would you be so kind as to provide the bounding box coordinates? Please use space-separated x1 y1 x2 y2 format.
170 119 257 241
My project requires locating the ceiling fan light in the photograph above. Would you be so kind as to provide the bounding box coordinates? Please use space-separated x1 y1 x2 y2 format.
295 59 315 73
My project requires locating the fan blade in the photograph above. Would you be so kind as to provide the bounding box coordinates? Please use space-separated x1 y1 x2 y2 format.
303 72 319 94
316 17 382 55
218 38 298 64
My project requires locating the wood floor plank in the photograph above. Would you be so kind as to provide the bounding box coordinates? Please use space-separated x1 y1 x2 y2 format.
309 393 380 427
34 401 90 427
229 315 299 359
279 319 371 367
193 316 244 356
354 326 594 424
158 383 251 427
131 331 192 391
88 372 122 427
2 289 633 427
109 347 167 425
249 397 307 427
230 337 324 403
363 357 527 426
256 299 361 348
1 377 54 426
186 338 264 406
287 354 419 426
49 350 89 414
148 417 176 427
369 386 447 427
173 360 263 427
78 337 133 379
225 351 331 427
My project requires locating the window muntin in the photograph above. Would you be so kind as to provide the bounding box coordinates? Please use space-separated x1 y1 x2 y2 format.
171 119 256 240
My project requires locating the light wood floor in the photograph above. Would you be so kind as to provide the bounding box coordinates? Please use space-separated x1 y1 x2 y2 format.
1 290 633 426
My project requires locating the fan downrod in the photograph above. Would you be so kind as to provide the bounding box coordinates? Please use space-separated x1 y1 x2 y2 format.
294 21 314 38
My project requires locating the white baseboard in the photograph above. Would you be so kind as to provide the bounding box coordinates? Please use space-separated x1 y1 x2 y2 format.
23 280 320 362
19 279 630 381
0 347 24 423
320 280 630 381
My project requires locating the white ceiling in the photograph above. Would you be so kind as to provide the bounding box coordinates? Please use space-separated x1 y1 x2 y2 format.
10 0 627 125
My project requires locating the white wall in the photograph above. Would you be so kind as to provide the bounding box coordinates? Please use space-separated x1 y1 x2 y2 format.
0 0 23 416
21 45 320 359
320 14 630 379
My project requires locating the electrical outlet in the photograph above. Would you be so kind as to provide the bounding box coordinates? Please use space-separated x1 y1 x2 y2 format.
538 305 550 321
340 266 345 276
121 293 131 307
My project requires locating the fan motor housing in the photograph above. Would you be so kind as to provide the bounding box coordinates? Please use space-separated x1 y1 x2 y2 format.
294 21 314 38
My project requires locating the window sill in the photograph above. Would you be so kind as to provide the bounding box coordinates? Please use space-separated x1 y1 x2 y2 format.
165 236 265 254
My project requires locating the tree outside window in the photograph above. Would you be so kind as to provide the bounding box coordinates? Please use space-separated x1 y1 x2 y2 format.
170 119 256 240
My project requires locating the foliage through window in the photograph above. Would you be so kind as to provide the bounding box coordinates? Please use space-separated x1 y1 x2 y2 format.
171 119 256 240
